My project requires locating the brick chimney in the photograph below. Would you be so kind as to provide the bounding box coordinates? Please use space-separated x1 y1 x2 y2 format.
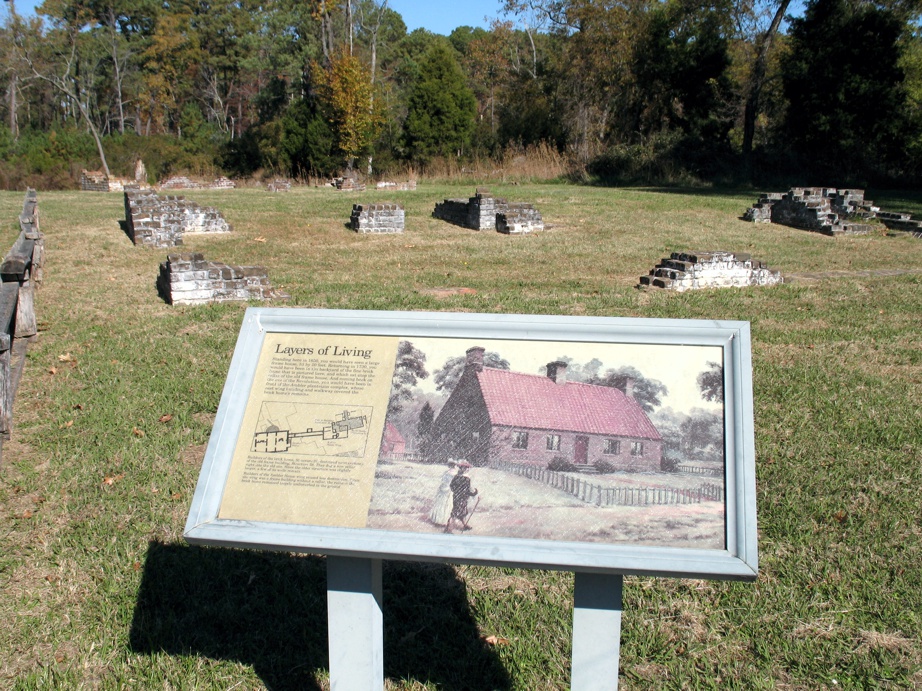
466 346 485 372
546 361 568 385
623 377 635 398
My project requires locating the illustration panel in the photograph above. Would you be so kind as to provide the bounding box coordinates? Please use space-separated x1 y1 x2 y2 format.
368 336 726 550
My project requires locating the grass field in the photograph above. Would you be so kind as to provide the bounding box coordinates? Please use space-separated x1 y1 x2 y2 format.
1 183 921 689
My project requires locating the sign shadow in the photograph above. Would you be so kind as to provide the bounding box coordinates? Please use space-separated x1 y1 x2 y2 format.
129 541 512 690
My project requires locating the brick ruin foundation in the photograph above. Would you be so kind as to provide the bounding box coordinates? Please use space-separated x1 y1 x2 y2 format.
160 175 236 190
639 251 783 291
744 187 922 237
432 188 544 233
156 253 289 306
267 179 292 192
81 170 132 192
375 180 417 191
124 189 232 248
350 203 405 233
333 177 366 191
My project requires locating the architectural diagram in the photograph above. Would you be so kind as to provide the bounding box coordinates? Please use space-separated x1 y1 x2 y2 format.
252 402 371 457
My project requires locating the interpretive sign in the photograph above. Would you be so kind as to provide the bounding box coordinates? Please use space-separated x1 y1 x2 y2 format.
185 308 757 580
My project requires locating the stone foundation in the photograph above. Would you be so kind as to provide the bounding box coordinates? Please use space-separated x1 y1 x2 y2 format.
744 187 878 235
433 188 544 232
124 189 232 248
350 203 405 233
639 251 783 291
156 253 289 306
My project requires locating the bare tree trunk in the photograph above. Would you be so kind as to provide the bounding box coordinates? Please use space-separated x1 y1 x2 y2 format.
742 0 791 171
19 33 112 176
320 0 334 62
361 1 388 176
8 74 17 139
347 0 354 56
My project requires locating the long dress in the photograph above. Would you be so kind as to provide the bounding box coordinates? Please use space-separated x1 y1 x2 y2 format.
429 470 455 525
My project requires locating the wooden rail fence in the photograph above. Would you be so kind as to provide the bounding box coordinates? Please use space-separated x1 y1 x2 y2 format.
0 189 43 465
492 459 724 507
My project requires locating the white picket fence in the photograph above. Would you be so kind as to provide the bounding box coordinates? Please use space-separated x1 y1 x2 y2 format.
492 459 724 507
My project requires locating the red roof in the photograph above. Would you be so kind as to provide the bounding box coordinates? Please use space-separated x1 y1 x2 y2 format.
476 368 661 440
382 422 405 445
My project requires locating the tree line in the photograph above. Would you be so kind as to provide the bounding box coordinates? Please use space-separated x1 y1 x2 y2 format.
1 0 921 189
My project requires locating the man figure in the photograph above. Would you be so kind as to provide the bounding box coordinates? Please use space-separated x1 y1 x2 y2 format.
447 461 478 533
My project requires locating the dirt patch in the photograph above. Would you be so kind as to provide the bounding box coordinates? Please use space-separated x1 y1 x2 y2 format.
418 287 478 298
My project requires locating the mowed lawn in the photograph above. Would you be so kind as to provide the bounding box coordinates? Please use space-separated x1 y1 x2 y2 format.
1 183 921 689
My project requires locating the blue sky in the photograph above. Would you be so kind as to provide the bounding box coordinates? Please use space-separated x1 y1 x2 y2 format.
387 0 503 35
8 2 804 34
8 1 506 35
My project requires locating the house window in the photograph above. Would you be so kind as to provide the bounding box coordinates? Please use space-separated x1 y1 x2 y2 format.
604 439 621 455
631 441 644 456
546 434 561 451
512 431 529 449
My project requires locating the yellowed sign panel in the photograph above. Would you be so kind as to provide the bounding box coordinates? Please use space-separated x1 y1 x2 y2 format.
218 333 398 527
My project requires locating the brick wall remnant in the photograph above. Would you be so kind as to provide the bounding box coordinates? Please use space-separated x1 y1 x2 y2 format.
433 187 544 233
159 175 236 190
743 187 878 236
350 202 405 233
639 251 782 291
876 210 922 235
157 253 289 306
124 189 232 248
497 203 545 234
334 177 366 191
81 170 130 192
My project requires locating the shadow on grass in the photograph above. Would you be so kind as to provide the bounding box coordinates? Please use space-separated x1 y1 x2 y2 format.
129 541 512 690
118 219 131 241
625 185 760 199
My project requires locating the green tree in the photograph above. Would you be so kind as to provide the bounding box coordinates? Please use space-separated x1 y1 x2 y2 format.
403 42 476 162
781 0 911 181
313 48 381 170
280 96 336 177
389 340 428 416
697 361 723 403
590 365 668 414
630 0 735 173
680 409 724 462
433 351 510 393
417 401 434 439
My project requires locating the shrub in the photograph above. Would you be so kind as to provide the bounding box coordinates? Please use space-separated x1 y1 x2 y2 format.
548 457 577 472
593 460 617 474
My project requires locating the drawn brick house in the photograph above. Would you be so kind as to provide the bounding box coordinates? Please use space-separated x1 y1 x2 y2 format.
428 347 663 470
379 421 406 458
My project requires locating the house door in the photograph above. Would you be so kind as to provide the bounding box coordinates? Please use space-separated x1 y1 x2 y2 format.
574 436 589 464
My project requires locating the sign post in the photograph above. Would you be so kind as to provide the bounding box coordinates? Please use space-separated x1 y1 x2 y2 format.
326 556 384 691
572 572 624 690
184 308 758 688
